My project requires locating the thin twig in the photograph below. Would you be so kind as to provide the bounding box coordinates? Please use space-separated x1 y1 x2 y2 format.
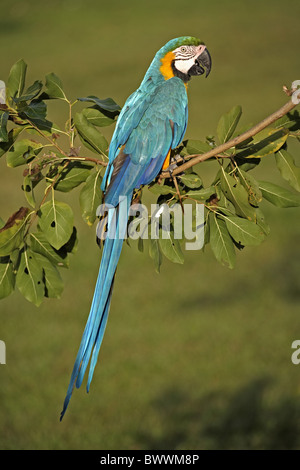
172 174 184 213
64 155 108 166
25 117 69 157
24 116 108 166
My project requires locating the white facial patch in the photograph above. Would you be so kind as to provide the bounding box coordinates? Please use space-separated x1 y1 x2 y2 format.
174 57 197 75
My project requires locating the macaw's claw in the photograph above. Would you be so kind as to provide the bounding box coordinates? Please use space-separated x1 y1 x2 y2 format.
164 155 186 177
165 162 178 177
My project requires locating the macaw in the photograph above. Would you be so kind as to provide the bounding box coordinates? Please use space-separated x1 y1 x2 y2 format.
60 36 211 420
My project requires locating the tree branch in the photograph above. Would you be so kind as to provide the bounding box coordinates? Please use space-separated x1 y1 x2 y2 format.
160 94 299 179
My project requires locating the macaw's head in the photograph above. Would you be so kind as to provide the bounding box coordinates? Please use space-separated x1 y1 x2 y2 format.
159 36 212 82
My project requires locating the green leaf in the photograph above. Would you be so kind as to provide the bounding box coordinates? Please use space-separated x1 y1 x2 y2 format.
255 208 270 236
237 127 289 159
0 257 15 299
0 127 24 159
274 110 300 132
0 208 30 256
159 226 184 264
26 118 61 137
259 181 300 208
33 252 63 298
82 107 116 127
275 149 300 192
181 139 212 156
0 110 9 143
20 100 47 121
148 182 176 195
185 186 216 201
16 248 44 306
224 216 266 246
22 174 35 208
78 96 121 113
217 105 242 144
149 237 162 273
79 169 103 225
38 199 74 250
179 172 202 188
214 185 236 216
235 156 260 172
6 139 43 167
14 80 43 103
237 169 262 206
220 167 256 220
30 231 69 267
209 213 236 269
7 59 27 100
54 162 92 192
74 112 108 155
44 73 67 100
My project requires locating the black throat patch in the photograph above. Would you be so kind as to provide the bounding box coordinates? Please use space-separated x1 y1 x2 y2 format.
171 61 191 83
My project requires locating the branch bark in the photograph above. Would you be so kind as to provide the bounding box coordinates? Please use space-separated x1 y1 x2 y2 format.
160 95 299 179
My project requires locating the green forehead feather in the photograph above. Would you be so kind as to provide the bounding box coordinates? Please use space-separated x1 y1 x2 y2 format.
162 36 204 55
177 36 203 47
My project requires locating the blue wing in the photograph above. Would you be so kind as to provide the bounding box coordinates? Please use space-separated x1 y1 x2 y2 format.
103 76 188 206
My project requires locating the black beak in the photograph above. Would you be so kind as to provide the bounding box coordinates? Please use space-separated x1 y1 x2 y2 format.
193 48 212 78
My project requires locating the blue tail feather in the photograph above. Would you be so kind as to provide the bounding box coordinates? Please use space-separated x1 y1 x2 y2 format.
86 281 114 392
60 198 130 421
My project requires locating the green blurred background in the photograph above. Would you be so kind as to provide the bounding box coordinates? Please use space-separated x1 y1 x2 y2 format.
0 0 300 450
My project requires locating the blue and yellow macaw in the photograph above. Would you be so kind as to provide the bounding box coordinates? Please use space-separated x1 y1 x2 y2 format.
60 36 211 419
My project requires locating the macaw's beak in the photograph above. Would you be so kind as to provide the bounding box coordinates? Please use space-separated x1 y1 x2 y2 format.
193 48 212 78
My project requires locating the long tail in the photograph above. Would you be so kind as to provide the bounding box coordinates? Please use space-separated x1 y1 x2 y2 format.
60 197 130 420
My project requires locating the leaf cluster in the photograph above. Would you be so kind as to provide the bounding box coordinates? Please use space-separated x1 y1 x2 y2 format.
0 60 119 303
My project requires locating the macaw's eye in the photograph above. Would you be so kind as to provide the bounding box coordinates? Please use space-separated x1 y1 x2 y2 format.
180 46 187 53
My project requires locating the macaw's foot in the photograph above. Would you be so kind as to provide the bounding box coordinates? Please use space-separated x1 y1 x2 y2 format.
164 154 186 177
164 162 177 178
158 154 184 184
